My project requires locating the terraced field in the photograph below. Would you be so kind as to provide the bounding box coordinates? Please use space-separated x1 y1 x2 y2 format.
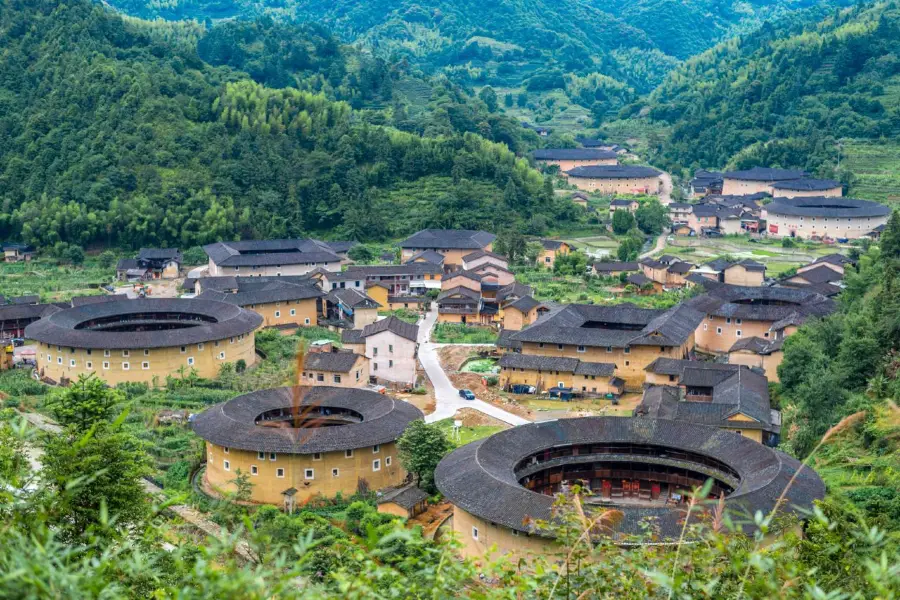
843 139 900 204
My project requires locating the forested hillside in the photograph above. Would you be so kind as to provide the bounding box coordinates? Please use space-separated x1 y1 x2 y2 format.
107 0 841 100
635 2 900 184
0 0 572 250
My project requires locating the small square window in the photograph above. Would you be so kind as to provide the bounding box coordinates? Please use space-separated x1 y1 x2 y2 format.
258 451 265 460
218 352 225 360
736 318 742 325
180 346 186 353
345 449 354 458
223 460 230 471
275 311 281 318
606 346 612 353
703 323 708 331
142 361 150 369
624 360 630 367
372 445 380 453
317 373 324 382
197 343 204 350
332 468 339 477
251 465 258 475
305 469 314 480
388 344 394 353
223 447 230 454
472 526 479 540
372 459 381 472
214 340 219 347
577 345 585 353
57 357 62 365
290 309 296 316
386 456 392 466
86 361 93 369
313 452 322 461
333 374 341 384
122 362 130 370
276 468 285 478
143 349 150 356
305 318 311 325
187 357 195 365
69 359 76 367
725 317 731 324
388 359 393 368
736 330 742 337
122 350 130 358
624 347 630 354
716 327 722 335
269 453 277 461
557 344 564 350
102 362 110 370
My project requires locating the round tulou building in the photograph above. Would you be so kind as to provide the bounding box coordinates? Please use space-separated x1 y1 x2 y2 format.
26 298 262 385
436 417 825 558
765 196 890 239
192 386 423 506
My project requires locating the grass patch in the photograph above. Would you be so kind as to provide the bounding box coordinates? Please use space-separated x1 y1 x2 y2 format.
378 309 421 324
431 323 497 344
0 256 114 302
842 139 900 204
433 418 504 447
460 358 497 374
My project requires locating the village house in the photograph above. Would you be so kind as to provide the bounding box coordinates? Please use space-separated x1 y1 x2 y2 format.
608 198 640 217
302 349 369 388
640 255 695 288
116 248 182 281
571 191 590 208
436 286 482 325
324 288 381 329
685 204 743 236
688 170 723 198
196 276 324 328
498 353 625 397
336 263 443 295
0 303 60 340
362 283 389 308
564 165 662 195
376 484 429 519
500 296 545 331
728 336 785 383
386 295 428 312
782 264 844 287
769 178 843 198
404 249 445 267
3 243 35 263
460 250 509 272
203 239 352 277
532 148 618 171
505 302 704 390
721 167 807 195
691 258 766 286
668 202 693 224
361 316 419 386
765 196 889 240
686 285 836 354
625 272 661 294
194 387 421 506
592 261 640 277
399 229 496 266
536 240 570 269
636 359 780 445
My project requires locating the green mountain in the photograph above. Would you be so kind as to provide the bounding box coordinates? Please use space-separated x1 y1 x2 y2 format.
634 1 900 196
0 0 574 250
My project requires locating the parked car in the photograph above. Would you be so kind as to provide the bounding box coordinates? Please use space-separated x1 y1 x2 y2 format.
11 338 25 347
458 389 475 400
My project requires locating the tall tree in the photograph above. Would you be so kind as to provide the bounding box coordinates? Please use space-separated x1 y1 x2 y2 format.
397 421 450 494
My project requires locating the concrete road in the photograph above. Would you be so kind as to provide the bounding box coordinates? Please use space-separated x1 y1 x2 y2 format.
417 306 529 426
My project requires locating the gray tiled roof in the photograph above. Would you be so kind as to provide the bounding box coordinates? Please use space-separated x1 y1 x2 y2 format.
593 261 639 272
70 294 129 307
400 229 496 250
813 253 854 266
507 296 541 313
137 248 181 261
767 196 890 218
8 295 40 305
533 148 618 160
116 258 140 271
405 250 445 265
510 302 704 349
566 165 661 179
435 417 824 539
499 353 580 373
687 284 835 323
729 336 784 355
769 178 840 191
722 167 806 181
461 249 507 263
362 316 419 342
304 351 364 373
626 273 653 286
497 282 533 303
327 288 381 309
789 265 843 284
203 239 345 267
340 329 364 345
24 298 262 349
0 303 61 322
437 286 481 302
197 279 324 307
377 484 429 509
345 263 443 277
539 239 565 250
496 329 522 351
192 386 422 454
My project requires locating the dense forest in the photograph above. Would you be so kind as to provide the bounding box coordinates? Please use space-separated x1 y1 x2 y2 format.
105 0 850 101
0 0 578 250
636 2 900 179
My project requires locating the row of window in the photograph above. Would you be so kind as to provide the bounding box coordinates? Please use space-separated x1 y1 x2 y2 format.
46 338 245 357
703 324 744 337
219 446 382 461
49 355 222 369
371 345 394 355
302 370 362 384
536 343 632 354
223 457 392 478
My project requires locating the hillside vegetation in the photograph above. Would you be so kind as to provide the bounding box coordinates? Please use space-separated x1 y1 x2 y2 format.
635 2 900 189
0 0 572 249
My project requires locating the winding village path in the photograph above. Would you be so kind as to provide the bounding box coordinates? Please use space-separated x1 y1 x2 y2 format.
417 306 529 426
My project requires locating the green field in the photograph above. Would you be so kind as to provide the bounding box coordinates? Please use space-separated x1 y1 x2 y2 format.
0 257 114 302
843 139 900 204
433 418 505 447
431 323 498 344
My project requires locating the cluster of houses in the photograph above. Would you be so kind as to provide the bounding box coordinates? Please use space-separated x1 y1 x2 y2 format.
680 167 890 240
532 143 661 196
